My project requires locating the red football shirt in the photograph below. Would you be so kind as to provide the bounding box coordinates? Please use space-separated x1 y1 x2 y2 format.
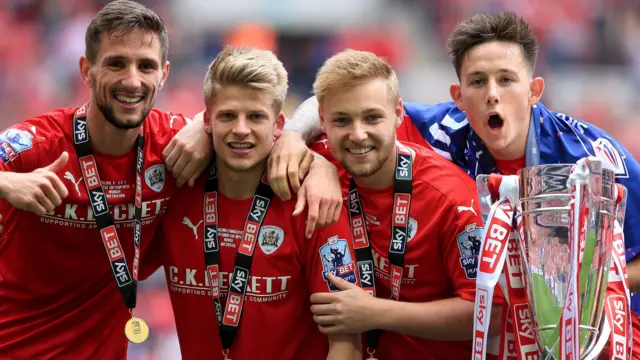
0 106 188 359
397 113 432 150
354 143 486 359
154 176 358 360
494 156 525 176
312 140 494 359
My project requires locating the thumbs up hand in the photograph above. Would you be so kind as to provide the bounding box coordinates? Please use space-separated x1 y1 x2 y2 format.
0 152 70 215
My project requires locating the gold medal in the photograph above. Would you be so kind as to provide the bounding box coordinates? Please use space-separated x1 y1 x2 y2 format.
124 316 150 344
222 349 231 360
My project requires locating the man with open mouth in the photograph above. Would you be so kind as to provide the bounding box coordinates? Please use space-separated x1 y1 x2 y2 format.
270 10 640 359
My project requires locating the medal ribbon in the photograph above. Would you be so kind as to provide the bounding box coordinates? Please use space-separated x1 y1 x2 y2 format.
604 183 632 360
202 156 274 356
558 160 591 360
476 174 541 360
347 142 413 358
473 196 513 360
72 104 143 311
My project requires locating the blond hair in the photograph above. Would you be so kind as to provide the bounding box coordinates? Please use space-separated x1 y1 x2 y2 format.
203 45 288 112
313 49 399 104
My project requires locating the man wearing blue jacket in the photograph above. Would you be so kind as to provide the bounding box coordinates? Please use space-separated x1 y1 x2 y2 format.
273 11 640 316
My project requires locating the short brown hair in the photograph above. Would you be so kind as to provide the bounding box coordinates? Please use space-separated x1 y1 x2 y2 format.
203 45 288 113
448 12 538 79
85 0 169 63
313 49 399 104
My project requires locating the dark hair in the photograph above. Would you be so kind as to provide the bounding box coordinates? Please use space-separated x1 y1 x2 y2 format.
85 0 169 63
448 12 538 79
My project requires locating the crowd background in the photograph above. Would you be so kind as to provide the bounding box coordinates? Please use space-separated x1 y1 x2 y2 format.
1 0 639 358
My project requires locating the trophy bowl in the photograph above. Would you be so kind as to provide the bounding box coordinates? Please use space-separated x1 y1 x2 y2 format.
477 160 619 359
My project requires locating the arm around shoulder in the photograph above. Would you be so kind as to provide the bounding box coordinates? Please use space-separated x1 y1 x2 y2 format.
283 96 323 141
163 111 213 187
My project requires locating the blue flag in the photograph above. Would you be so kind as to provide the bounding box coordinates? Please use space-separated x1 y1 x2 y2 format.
404 101 640 312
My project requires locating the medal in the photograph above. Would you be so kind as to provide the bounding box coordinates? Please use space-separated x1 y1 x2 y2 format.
222 349 231 360
124 316 150 344
73 107 149 346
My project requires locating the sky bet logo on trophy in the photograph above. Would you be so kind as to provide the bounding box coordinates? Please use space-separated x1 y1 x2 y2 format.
471 157 632 360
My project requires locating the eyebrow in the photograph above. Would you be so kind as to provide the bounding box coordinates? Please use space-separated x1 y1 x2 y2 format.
468 68 516 77
102 55 160 66
329 108 383 116
215 108 268 114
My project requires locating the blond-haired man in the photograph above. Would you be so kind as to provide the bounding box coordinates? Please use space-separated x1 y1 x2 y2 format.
153 46 360 360
308 49 502 360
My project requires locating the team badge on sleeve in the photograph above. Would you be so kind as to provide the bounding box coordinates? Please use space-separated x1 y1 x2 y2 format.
319 236 357 291
144 164 166 192
258 225 284 255
0 128 33 163
456 224 483 279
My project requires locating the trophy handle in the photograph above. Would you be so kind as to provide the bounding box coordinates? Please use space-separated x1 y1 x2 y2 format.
582 317 611 360
476 175 494 220
476 174 520 216
615 184 628 232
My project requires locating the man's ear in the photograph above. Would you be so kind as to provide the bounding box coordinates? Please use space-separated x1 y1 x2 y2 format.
202 110 212 134
449 83 464 111
79 56 92 88
528 77 545 106
274 111 286 139
395 98 403 128
159 60 170 89
319 107 326 133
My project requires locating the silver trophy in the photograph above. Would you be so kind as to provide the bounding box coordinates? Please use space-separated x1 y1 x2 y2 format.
476 159 628 359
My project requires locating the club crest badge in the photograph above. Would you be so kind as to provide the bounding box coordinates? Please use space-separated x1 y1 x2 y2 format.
258 225 284 255
145 164 166 192
456 223 483 279
407 217 418 242
319 236 357 291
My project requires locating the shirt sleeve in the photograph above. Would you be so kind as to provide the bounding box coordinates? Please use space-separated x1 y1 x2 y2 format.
139 215 167 280
301 203 359 294
437 180 497 303
308 135 351 198
0 122 54 173
396 114 432 150
166 112 192 137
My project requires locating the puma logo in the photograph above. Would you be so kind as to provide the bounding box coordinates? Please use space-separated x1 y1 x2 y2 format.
30 126 45 140
64 171 83 196
169 115 178 129
457 199 477 216
182 217 203 239
316 139 329 149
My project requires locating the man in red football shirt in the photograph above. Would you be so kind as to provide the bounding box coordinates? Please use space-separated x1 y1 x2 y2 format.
0 2 197 358
306 49 502 360
153 45 360 360
0 1 342 358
